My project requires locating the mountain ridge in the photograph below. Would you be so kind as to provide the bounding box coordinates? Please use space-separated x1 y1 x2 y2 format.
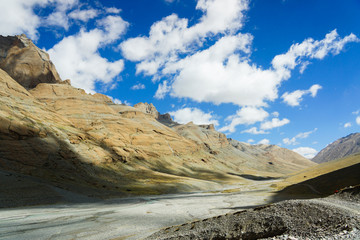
312 132 360 163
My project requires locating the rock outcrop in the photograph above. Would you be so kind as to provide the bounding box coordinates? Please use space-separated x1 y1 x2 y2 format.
312 133 360 163
0 34 64 89
133 102 159 118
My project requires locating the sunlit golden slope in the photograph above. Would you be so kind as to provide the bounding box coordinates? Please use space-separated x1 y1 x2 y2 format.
274 153 360 197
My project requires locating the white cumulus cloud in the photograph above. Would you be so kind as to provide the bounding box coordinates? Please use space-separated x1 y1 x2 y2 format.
0 0 48 40
105 7 121 14
69 9 98 22
258 139 270 145
44 0 79 30
242 127 269 135
131 83 145 90
169 107 219 126
167 33 281 107
155 81 171 99
282 84 322 107
283 128 317 145
272 112 280 117
47 15 129 93
293 147 318 159
260 118 290 130
272 30 359 74
220 107 269 133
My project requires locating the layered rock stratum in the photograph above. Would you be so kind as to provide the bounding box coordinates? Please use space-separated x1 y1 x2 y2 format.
312 133 360 163
0 34 317 204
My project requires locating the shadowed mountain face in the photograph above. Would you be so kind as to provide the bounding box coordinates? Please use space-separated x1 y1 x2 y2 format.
312 133 360 163
0 34 316 205
0 35 65 89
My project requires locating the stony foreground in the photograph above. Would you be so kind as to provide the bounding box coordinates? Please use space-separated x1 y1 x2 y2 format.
146 186 360 240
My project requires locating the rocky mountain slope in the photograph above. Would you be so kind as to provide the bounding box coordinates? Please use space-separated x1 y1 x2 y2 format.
312 133 360 163
0 34 316 202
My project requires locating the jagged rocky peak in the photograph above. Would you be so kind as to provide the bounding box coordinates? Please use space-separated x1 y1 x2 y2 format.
133 102 159 118
199 124 215 130
0 34 67 89
158 113 172 121
312 132 360 163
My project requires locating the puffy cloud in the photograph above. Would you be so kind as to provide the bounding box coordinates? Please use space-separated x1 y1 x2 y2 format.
167 34 283 107
272 30 359 75
47 15 129 93
0 0 48 40
242 127 269 135
131 83 145 90
344 122 352 128
121 0 249 75
69 9 98 22
272 112 280 117
260 118 290 130
299 61 310 74
155 81 171 99
283 128 317 145
169 107 219 126
258 139 270 145
220 107 269 133
309 84 322 97
357 116 360 125
293 147 318 159
97 15 129 42
44 0 79 30
282 84 322 107
105 7 121 14
0 0 79 38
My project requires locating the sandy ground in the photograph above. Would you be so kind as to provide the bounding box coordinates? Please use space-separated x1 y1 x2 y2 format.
0 180 279 240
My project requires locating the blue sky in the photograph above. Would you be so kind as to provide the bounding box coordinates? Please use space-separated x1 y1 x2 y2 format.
1 0 360 158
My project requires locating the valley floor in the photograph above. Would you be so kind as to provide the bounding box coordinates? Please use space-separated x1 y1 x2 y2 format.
0 180 280 240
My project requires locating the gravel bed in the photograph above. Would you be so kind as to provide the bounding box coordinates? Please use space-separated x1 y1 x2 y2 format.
146 186 360 240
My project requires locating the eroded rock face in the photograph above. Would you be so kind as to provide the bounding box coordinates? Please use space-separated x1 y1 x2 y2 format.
0 34 64 89
134 102 159 118
312 133 360 163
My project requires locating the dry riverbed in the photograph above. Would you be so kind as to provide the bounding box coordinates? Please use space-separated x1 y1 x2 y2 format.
0 180 280 240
